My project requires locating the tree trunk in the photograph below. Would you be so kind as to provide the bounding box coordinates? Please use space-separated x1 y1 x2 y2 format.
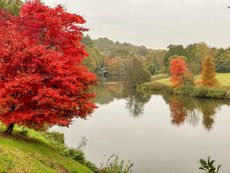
5 123 15 135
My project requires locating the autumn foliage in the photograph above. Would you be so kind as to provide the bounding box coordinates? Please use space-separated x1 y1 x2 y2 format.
0 1 97 134
169 98 187 125
201 54 218 87
169 56 192 88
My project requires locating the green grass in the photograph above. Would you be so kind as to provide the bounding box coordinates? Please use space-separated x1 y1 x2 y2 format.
155 77 171 85
155 73 230 87
0 126 93 173
210 73 230 87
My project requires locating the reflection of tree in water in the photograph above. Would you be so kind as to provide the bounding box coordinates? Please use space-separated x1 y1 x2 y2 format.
124 88 151 118
93 83 124 105
94 80 230 126
197 100 220 131
186 110 199 127
93 81 151 118
122 57 151 118
166 96 199 126
164 95 230 130
169 98 188 125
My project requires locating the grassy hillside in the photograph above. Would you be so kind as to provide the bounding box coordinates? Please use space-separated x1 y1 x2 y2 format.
0 126 93 173
155 73 230 87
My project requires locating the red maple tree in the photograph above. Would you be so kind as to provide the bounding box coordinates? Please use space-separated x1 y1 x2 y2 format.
0 1 97 134
170 56 192 88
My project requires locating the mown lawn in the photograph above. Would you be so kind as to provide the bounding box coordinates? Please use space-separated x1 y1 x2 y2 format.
155 73 230 87
0 126 93 173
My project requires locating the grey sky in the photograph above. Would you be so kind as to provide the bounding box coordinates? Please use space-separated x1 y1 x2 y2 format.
43 0 230 49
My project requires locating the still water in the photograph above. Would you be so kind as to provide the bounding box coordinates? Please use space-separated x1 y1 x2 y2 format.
54 83 230 173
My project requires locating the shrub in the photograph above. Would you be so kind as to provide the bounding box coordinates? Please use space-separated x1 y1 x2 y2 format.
199 156 221 173
44 131 67 153
18 127 29 136
174 86 195 97
193 87 227 99
99 154 134 173
45 131 65 144
65 149 85 164
84 161 98 173
65 148 98 172
139 82 173 94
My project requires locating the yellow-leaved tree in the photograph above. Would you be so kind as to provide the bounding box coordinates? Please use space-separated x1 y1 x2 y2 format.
201 54 218 87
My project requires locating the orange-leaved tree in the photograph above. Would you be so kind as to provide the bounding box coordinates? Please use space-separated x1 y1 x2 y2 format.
170 56 192 88
201 54 218 87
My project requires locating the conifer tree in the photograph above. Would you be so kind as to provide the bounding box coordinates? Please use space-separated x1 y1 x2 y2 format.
201 54 218 87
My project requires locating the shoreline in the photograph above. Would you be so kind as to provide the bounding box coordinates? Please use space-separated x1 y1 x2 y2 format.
140 81 230 100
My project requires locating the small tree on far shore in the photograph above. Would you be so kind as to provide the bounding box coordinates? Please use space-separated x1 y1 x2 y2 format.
124 58 151 90
201 54 218 87
169 56 193 88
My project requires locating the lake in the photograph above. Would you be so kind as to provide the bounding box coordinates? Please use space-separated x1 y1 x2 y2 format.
53 82 230 173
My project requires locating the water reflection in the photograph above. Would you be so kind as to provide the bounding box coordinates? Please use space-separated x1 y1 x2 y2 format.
93 83 123 105
163 95 230 130
53 82 230 173
123 88 151 118
94 82 230 130
94 82 151 118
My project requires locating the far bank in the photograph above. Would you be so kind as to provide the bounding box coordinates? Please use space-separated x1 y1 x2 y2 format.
140 73 230 100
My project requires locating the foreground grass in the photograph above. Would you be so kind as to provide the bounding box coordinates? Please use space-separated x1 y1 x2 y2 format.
155 73 230 87
0 126 93 173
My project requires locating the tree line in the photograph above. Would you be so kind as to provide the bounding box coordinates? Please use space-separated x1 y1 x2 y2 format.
82 37 230 78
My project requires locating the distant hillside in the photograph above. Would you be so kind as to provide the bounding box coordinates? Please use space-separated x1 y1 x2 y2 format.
82 37 230 76
93 37 158 58
82 36 166 76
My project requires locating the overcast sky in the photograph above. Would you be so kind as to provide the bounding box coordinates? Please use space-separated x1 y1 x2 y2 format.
43 0 230 49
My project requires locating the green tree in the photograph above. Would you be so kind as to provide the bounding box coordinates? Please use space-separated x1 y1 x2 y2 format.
82 35 94 48
164 44 186 72
215 48 230 73
185 42 209 74
107 57 127 76
123 58 151 118
83 46 104 73
124 58 151 89
145 50 166 74
94 37 115 56
0 0 22 15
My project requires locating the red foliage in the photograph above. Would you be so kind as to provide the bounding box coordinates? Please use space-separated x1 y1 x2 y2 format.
19 1 88 64
0 2 97 130
169 98 187 125
170 56 190 87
